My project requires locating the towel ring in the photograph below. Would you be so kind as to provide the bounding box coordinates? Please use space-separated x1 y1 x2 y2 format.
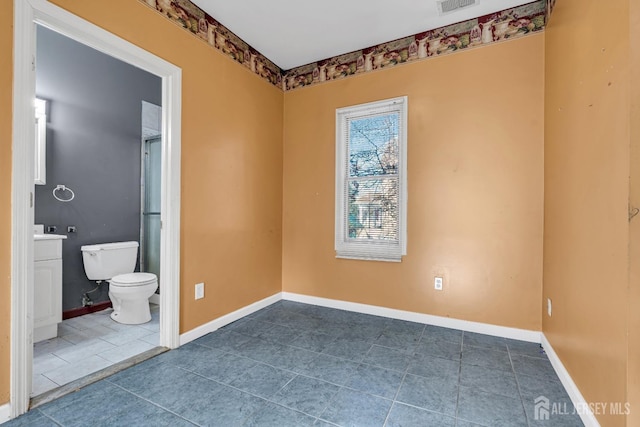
53 185 75 202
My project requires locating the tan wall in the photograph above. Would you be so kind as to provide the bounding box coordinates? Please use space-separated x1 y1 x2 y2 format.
282 35 545 331
543 1 631 425
0 0 284 405
0 0 13 406
628 0 640 425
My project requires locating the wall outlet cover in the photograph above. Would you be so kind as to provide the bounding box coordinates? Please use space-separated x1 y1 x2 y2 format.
434 277 443 291
195 282 205 300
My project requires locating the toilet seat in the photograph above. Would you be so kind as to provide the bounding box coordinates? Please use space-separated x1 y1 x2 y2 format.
110 272 157 287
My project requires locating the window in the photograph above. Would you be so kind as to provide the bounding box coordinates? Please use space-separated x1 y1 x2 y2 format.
335 96 407 262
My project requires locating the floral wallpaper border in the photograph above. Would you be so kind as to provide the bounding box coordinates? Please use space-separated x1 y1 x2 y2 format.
283 0 546 91
139 0 550 92
139 0 284 88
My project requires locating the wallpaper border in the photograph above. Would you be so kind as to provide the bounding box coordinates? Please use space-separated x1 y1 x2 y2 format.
283 1 546 91
139 0 283 88
139 0 551 91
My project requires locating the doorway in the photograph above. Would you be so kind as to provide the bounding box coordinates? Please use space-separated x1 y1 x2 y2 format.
11 0 181 418
31 24 163 398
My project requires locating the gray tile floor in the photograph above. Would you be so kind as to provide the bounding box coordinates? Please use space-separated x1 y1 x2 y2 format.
32 305 159 396
10 301 584 426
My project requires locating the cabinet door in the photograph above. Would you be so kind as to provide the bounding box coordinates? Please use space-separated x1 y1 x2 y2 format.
34 259 62 328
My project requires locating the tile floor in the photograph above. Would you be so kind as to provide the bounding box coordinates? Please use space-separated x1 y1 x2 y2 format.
31 304 159 397
10 301 584 426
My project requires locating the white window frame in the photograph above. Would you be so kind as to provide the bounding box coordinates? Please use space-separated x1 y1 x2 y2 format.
335 96 408 262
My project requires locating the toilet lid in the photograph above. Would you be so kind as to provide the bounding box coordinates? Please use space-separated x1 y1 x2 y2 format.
110 272 157 287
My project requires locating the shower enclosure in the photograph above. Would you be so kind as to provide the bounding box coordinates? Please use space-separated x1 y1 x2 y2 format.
141 135 161 286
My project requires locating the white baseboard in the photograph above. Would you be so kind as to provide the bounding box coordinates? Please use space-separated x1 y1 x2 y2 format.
282 292 541 343
179 293 282 345
0 402 11 425
179 291 541 346
541 334 600 427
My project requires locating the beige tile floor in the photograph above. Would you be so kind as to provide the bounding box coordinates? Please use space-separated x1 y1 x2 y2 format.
31 304 159 397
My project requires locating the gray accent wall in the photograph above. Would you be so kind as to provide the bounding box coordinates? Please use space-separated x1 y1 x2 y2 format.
35 25 161 311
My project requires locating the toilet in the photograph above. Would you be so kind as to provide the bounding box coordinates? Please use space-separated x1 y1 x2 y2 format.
81 241 157 324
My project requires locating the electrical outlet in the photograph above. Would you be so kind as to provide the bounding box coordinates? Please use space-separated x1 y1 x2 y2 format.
434 277 443 291
547 298 552 317
195 282 205 300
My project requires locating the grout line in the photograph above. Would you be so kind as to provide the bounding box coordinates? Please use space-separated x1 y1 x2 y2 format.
508 346 533 427
182 368 324 423
108 380 202 426
382 371 408 426
455 333 464 420
40 412 64 427
35 408 66 427
380 399 394 427
40 372 62 387
314 381 344 422
262 388 336 421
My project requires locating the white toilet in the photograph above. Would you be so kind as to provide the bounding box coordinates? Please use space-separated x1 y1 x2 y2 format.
81 241 157 324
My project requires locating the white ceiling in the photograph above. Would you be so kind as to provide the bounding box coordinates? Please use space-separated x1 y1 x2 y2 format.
191 0 535 70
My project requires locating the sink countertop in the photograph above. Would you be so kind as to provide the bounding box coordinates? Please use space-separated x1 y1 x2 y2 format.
34 234 68 241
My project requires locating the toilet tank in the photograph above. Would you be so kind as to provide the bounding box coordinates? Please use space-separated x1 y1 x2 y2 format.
81 241 138 280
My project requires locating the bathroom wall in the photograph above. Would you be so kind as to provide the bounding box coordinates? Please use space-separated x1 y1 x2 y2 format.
35 25 162 311
543 0 631 425
282 34 545 331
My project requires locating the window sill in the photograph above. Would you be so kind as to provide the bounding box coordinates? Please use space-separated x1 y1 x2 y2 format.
335 253 403 263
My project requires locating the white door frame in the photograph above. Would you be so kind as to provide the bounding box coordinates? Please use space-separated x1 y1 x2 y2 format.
11 0 182 418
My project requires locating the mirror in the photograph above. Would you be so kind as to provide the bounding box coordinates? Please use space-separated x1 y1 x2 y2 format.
35 98 46 185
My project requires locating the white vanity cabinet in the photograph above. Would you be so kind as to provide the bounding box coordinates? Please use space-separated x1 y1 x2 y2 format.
34 235 66 343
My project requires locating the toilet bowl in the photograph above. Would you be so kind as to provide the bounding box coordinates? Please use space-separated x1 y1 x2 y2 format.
81 241 157 325
109 272 158 324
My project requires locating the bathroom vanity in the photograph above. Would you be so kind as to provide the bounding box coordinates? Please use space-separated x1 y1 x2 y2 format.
34 234 66 342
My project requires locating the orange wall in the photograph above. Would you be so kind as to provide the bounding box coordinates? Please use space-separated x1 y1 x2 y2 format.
544 0 631 425
0 0 13 406
282 35 545 331
628 0 640 425
0 0 284 405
